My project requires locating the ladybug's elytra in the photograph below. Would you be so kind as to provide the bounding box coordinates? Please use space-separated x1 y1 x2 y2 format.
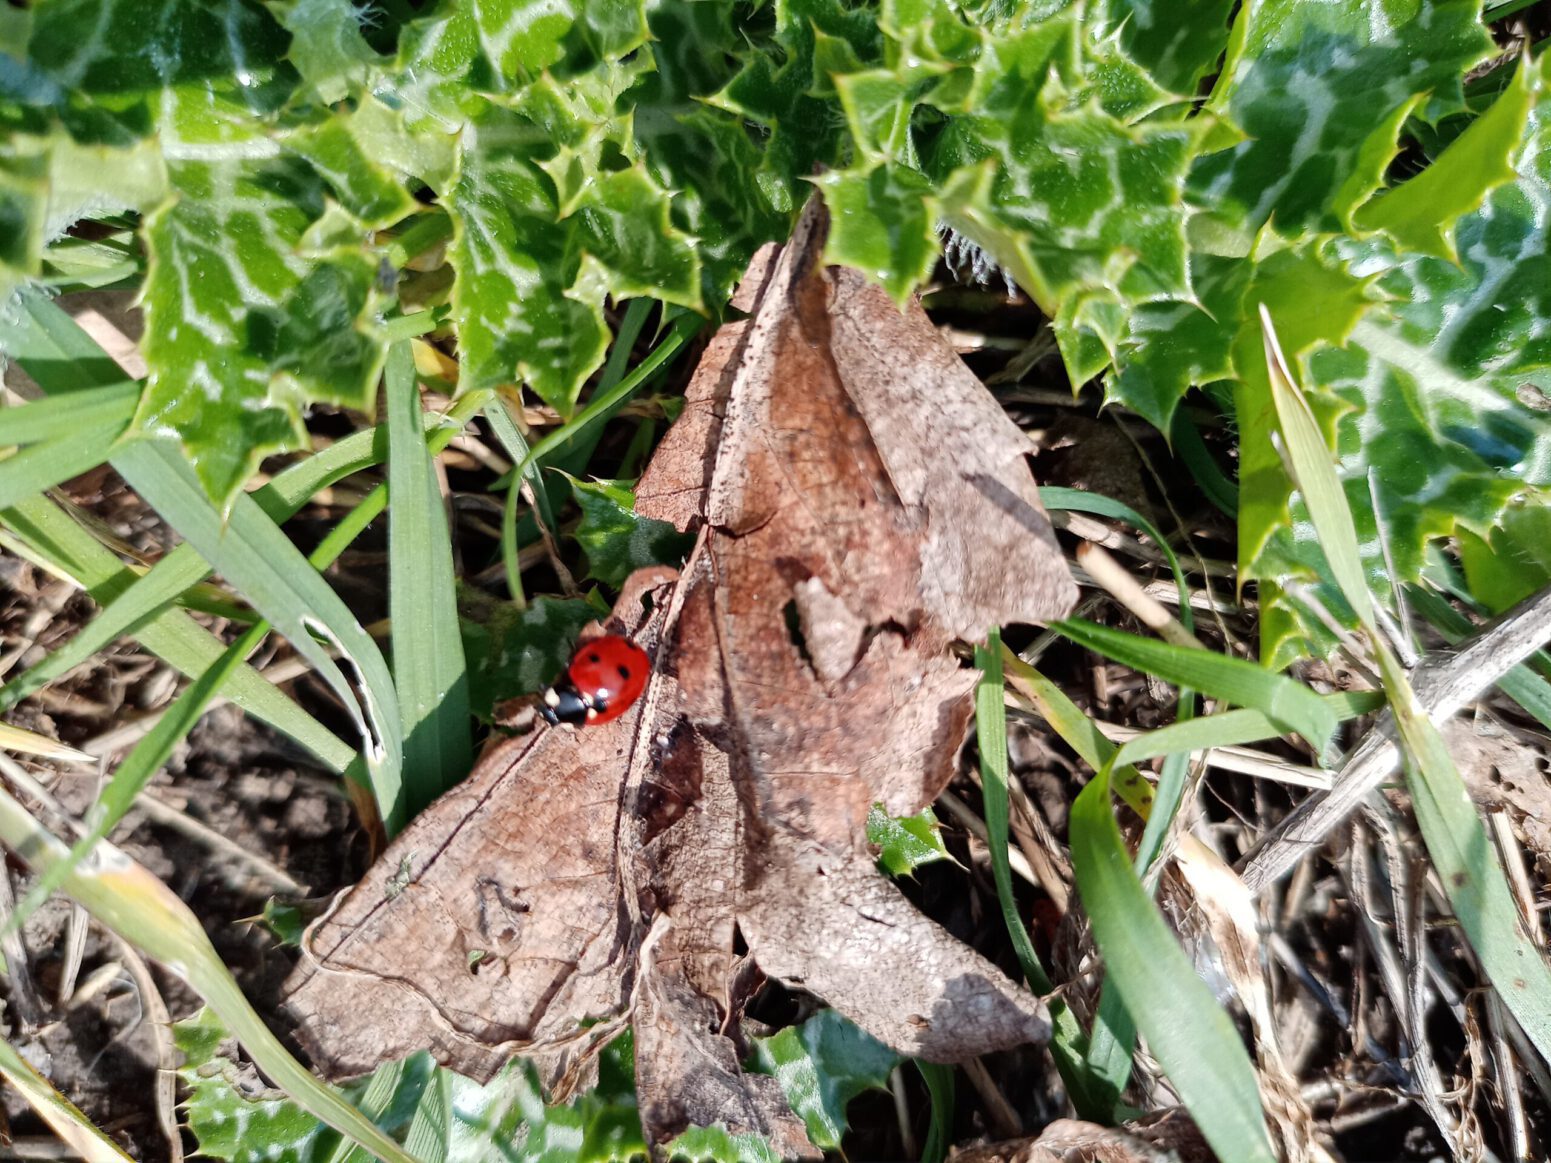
539 634 651 727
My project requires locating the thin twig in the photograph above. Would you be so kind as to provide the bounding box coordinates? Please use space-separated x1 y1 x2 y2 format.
1240 584 1551 894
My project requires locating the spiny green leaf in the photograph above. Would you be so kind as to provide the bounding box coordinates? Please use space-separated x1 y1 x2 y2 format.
1192 0 1492 235
1458 500 1551 613
460 594 599 722
1357 51 1543 260
134 157 390 507
1251 67 1551 663
445 85 700 410
750 1011 900 1151
816 164 940 302
866 805 951 877
569 477 695 589
1100 0 1236 96
269 0 383 105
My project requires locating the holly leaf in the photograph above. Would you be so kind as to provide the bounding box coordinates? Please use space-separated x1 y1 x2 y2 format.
750 1011 902 1151
1247 69 1551 664
570 477 695 588
1100 0 1236 96
1191 0 1492 236
269 0 383 105
133 158 389 506
446 72 701 409
1459 500 1551 613
1356 52 1543 262
866 804 951 878
626 5 799 308
459 593 599 721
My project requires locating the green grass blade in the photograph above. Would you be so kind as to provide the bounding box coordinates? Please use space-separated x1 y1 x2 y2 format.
1136 748 1191 875
0 1036 133 1160
1260 305 1374 626
482 396 558 539
1038 486 1194 634
1377 646 1551 1064
549 296 657 478
0 424 125 510
0 495 356 774
1264 298 1551 1075
976 631 1110 1117
1038 485 1204 873
1053 618 1337 752
386 341 471 808
0 289 126 391
0 416 433 718
915 1061 955 1163
0 380 138 444
1169 410 1239 517
976 633 1050 994
1111 697 1374 771
1005 656 1158 820
113 439 407 831
514 311 702 479
5 628 255 937
0 788 416 1163
1083 984 1138 1114
1070 766 1277 1163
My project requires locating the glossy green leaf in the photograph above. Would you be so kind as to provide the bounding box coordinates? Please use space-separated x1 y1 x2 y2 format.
460 595 599 722
1102 0 1235 95
1357 52 1540 260
134 157 389 506
816 164 940 302
865 805 950 877
1458 500 1551 613
445 65 700 411
569 477 694 588
1192 0 1491 235
269 0 382 105
1252 63 1551 664
750 1010 900 1151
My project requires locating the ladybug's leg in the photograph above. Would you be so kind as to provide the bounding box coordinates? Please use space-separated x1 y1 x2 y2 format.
539 685 593 726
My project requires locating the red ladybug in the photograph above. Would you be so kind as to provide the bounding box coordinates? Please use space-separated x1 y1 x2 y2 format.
539 634 651 727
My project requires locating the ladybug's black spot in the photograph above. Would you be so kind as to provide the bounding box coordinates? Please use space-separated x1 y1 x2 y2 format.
617 665 632 679
587 652 602 663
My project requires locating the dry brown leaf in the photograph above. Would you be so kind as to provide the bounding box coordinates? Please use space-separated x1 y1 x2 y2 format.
949 1110 1214 1163
285 196 1075 1153
1445 715 1551 870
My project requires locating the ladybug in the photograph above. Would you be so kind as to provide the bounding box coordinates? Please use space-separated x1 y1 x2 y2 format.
539 634 652 727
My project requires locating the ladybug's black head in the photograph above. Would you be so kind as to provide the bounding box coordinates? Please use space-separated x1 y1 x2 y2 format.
539 684 592 726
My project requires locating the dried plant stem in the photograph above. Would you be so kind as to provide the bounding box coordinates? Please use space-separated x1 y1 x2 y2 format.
1240 585 1551 894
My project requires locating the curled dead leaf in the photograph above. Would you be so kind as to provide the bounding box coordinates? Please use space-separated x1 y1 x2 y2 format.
285 196 1076 1154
